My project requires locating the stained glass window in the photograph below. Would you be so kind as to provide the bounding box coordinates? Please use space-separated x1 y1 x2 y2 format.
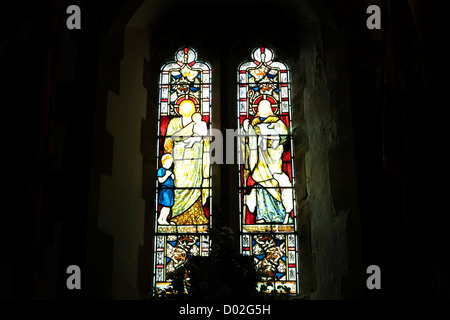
153 47 212 293
237 47 298 294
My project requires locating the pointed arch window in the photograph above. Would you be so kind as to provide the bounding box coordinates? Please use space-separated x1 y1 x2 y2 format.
153 47 212 292
237 46 299 294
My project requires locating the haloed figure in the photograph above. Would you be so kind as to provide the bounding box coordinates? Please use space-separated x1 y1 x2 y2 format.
242 99 293 224
157 153 175 225
163 99 210 225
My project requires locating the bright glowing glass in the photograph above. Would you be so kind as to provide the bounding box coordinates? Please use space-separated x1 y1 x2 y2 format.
154 47 212 293
237 46 298 294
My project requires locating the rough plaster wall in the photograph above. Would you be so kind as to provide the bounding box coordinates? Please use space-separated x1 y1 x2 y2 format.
302 27 350 299
98 27 149 299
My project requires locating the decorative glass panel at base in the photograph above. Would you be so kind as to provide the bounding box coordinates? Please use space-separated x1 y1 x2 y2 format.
241 233 298 294
154 234 209 292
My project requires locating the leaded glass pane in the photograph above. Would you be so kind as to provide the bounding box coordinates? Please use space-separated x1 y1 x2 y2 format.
237 46 298 294
154 47 212 293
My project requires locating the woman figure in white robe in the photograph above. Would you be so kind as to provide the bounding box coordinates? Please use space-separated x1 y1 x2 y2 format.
242 99 293 224
163 100 210 225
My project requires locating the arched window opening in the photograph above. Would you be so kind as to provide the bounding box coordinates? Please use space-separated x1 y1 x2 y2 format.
153 47 212 293
237 46 299 294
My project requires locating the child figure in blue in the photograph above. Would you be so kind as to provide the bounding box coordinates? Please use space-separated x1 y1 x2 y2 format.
157 153 175 225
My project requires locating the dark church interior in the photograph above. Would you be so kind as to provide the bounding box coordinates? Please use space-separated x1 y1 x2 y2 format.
1 0 448 303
